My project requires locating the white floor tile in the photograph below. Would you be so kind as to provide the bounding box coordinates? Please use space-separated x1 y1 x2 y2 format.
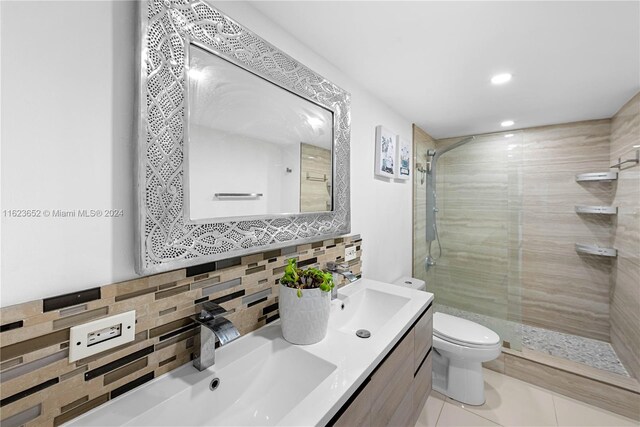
436 402 501 427
447 369 557 426
553 394 639 427
415 391 446 427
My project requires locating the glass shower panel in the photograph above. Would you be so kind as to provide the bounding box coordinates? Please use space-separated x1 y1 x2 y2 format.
414 131 523 350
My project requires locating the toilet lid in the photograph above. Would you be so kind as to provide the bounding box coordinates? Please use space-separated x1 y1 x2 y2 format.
433 312 500 347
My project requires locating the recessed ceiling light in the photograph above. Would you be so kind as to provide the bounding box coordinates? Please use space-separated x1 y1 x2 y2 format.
491 73 512 85
501 120 514 127
504 134 514 138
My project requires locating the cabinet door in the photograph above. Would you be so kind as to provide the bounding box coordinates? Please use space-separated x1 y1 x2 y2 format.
412 351 433 425
388 384 414 427
370 329 415 427
334 381 372 427
414 305 433 374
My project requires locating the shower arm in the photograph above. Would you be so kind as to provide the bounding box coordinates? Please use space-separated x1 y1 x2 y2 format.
432 136 476 165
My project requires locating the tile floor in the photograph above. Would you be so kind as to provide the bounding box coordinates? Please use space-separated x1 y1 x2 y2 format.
416 369 639 427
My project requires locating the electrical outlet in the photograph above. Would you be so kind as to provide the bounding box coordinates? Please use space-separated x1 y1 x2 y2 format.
87 324 122 347
69 311 136 362
345 246 357 261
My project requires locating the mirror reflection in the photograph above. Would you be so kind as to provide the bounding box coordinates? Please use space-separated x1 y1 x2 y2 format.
186 44 334 221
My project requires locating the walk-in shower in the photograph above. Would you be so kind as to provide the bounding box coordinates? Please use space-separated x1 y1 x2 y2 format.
413 126 635 382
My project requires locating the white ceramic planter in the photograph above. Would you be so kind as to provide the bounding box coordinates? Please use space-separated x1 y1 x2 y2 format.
279 284 330 345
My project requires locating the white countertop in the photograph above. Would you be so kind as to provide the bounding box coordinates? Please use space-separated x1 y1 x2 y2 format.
68 278 433 427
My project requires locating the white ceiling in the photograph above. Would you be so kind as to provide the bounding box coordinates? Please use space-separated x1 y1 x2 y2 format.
249 1 640 139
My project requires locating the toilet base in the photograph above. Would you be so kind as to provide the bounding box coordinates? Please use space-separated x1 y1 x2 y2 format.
432 350 486 406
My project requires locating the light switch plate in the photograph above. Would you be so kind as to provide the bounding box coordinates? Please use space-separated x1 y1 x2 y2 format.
69 310 136 362
345 246 357 262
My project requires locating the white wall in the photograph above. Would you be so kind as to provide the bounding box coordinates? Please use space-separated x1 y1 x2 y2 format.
1 1 136 306
188 125 300 219
0 0 413 307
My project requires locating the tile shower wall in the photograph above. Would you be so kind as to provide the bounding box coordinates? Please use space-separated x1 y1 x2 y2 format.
413 119 615 342
0 236 362 426
520 120 613 341
610 92 640 379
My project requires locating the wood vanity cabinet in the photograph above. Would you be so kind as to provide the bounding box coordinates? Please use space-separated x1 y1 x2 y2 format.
331 303 433 427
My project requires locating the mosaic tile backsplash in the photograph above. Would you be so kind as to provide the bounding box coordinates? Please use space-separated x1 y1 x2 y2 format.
0 236 362 426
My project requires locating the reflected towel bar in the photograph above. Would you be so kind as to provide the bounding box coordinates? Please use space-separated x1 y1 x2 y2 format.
306 172 327 182
214 193 263 198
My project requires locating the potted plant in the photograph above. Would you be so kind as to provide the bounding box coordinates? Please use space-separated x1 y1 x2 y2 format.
278 258 335 344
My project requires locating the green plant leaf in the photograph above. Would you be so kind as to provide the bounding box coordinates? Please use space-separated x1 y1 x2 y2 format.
280 260 337 294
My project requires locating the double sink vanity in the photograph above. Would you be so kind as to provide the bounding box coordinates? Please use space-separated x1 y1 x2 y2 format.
66 1 433 424
69 279 433 426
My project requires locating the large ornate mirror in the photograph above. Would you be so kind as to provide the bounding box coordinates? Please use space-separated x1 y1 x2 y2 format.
185 43 334 221
136 0 351 275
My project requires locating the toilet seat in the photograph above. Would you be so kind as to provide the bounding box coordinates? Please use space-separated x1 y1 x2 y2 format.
433 312 500 348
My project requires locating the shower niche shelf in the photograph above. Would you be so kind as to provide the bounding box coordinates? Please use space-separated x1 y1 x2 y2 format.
575 243 617 257
575 205 618 215
575 172 618 182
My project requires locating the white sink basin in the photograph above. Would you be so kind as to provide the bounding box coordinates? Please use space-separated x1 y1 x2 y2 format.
331 288 411 336
124 339 335 426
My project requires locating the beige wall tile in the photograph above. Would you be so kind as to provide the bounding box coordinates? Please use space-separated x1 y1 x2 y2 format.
0 301 43 325
609 92 640 379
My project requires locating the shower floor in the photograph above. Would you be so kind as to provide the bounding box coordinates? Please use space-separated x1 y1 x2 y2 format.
436 304 630 377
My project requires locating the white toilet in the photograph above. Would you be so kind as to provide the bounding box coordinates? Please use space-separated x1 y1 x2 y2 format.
432 312 501 405
393 277 502 406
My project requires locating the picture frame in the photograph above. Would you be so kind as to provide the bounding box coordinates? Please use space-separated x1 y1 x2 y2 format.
396 136 411 180
374 125 397 178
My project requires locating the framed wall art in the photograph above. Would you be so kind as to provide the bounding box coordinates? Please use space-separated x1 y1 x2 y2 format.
374 125 397 178
396 136 411 180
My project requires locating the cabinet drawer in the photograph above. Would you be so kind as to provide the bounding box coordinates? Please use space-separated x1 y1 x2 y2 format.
414 305 433 374
413 350 433 423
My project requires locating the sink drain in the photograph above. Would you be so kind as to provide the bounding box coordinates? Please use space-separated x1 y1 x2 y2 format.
356 329 371 339
209 377 220 391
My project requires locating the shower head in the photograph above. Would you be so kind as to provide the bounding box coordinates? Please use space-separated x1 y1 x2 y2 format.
425 149 437 173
